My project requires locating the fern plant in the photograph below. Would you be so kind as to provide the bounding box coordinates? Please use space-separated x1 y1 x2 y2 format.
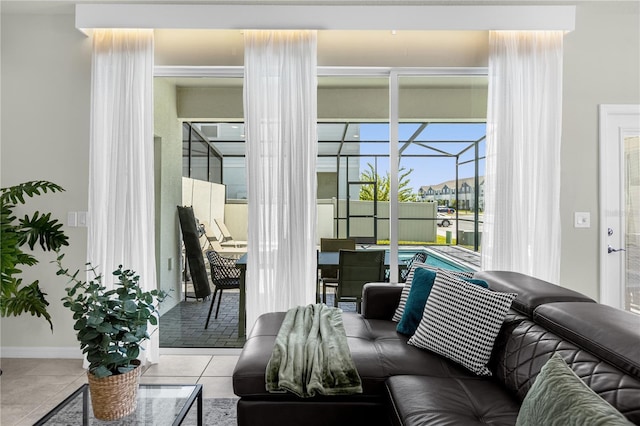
1 181 69 330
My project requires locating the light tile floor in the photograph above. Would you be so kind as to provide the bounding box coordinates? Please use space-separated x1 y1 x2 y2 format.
0 354 239 426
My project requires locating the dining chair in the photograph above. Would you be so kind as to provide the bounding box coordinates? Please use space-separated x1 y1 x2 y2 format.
204 249 241 329
319 238 356 303
335 249 385 313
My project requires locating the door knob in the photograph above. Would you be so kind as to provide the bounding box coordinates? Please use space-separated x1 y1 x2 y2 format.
607 245 626 254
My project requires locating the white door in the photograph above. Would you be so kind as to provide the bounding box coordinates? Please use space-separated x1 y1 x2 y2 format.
599 104 640 312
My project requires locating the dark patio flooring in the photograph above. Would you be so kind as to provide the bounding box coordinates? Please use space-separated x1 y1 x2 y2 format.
159 290 245 348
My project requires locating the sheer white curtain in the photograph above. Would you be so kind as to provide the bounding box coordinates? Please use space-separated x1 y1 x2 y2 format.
88 29 159 363
243 30 318 332
482 31 564 283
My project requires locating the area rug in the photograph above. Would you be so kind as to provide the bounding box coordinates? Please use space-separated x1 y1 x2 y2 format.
39 397 238 425
183 398 238 426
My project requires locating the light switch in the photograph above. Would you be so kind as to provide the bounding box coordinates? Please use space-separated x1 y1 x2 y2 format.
574 212 590 228
77 211 87 227
67 211 77 227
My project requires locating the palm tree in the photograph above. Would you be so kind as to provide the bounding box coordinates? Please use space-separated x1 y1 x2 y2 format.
1 181 69 330
358 163 419 202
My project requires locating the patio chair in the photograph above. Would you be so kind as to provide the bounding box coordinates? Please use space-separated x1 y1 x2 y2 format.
335 249 385 313
205 249 241 329
399 251 428 283
319 238 356 303
214 218 247 247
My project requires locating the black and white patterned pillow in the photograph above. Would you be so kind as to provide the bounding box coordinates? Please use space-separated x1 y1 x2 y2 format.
407 273 516 376
392 263 473 322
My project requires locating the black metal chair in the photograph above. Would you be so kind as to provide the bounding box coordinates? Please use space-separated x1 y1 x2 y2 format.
335 249 385 313
319 238 356 303
400 251 428 283
204 249 240 329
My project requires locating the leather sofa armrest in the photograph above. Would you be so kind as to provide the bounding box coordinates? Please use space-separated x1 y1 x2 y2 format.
361 283 403 320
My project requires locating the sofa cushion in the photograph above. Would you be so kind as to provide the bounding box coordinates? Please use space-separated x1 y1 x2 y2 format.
533 302 640 380
362 283 403 320
386 375 520 426
234 311 464 399
393 263 472 322
493 319 640 424
516 354 633 426
473 271 595 316
408 274 517 376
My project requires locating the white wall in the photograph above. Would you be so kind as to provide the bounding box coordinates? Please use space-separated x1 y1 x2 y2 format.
560 1 640 298
317 203 335 242
175 86 487 121
153 78 183 313
336 200 438 242
218 201 335 245
1 12 92 355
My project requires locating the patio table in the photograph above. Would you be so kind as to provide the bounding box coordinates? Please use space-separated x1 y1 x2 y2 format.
235 251 401 337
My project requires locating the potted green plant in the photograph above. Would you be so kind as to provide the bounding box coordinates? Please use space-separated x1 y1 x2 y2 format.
1 180 69 330
56 255 169 420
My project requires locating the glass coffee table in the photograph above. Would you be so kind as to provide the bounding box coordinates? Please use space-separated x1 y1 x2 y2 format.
34 383 203 425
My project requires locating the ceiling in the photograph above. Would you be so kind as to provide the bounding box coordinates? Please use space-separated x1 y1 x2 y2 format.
5 1 576 70
153 29 490 68
0 1 584 15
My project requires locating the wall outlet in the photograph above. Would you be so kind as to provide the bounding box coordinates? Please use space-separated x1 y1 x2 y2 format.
574 212 590 228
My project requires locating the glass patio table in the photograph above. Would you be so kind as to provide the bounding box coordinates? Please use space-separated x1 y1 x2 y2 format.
34 383 203 425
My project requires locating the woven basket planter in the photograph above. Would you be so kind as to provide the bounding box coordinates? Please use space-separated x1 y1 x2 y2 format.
87 361 141 421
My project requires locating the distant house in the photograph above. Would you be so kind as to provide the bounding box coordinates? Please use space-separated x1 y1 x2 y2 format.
418 177 485 211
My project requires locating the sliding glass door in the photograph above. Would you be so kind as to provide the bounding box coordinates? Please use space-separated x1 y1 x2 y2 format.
155 67 487 347
387 71 487 280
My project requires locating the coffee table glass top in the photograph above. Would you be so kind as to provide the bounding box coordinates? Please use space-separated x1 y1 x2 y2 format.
35 383 203 425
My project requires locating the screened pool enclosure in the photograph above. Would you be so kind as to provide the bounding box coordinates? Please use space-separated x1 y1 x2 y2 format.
182 120 486 252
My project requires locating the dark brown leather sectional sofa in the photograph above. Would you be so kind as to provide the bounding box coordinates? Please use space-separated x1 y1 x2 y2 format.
232 271 640 425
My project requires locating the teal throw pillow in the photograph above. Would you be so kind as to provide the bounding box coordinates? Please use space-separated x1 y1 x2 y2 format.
516 354 633 426
462 277 489 288
396 268 437 335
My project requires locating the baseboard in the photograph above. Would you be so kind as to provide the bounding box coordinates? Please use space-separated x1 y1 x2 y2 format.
1 346 83 359
0 346 242 359
0 346 242 358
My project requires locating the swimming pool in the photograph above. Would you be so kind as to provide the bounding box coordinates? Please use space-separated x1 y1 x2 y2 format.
397 247 475 273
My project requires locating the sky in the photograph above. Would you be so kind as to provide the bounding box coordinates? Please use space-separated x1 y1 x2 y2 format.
357 122 486 193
